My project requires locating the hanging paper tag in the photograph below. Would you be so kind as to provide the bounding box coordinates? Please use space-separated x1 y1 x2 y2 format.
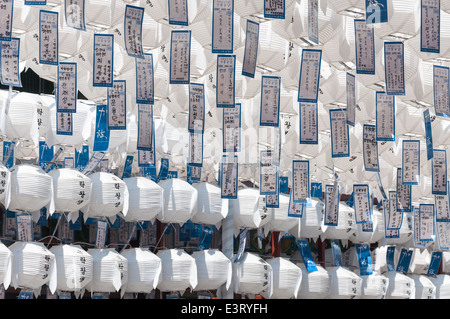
354 19 375 75
376 92 395 141
212 0 234 53
220 154 238 199
355 243 373 276
331 241 343 267
424 109 434 160
402 140 420 185
427 251 442 277
57 112 73 136
223 103 241 152
0 0 13 41
189 132 203 167
419 204 435 242
122 155 133 179
57 62 77 113
167 170 178 179
288 190 303 218
432 149 447 195
1 38 21 87
75 145 89 171
65 0 85 31
93 105 110 152
307 0 319 44
346 73 356 126
396 248 413 274
387 190 403 230
196 226 214 251
81 151 105 175
18 290 34 299
168 0 188 25
421 0 440 53
138 149 155 167
296 239 318 272
436 220 450 250
124 5 144 58
396 168 412 212
157 158 169 181
187 163 201 184
170 30 191 84
135 53 154 104
324 183 339 226
39 141 54 172
266 193 279 208
311 182 322 198
100 158 108 172
413 206 427 248
260 76 281 127
365 0 388 24
330 109 350 158
95 220 108 249
107 80 127 130
2 141 14 168
264 0 284 19
93 34 114 87
39 10 58 65
292 160 309 203
299 102 318 144
234 228 247 262
384 42 405 96
433 65 450 117
188 83 205 133
436 181 450 222
216 55 236 108
16 214 33 242
363 124 379 172
353 184 372 224
242 19 259 78
279 176 288 194
384 199 399 238
137 104 153 151
260 150 278 195
44 146 63 173
298 49 322 103
386 246 396 271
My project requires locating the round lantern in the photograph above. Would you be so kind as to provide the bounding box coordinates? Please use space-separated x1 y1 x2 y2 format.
48 168 92 213
49 244 93 295
359 272 389 299
267 257 302 299
233 252 273 298
233 188 272 230
156 249 197 292
0 242 12 290
384 271 415 299
191 182 228 227
431 274 450 299
122 177 164 223
9 241 57 294
300 198 326 241
322 203 356 242
264 194 301 233
296 263 330 299
410 274 436 299
87 248 128 294
409 248 431 275
120 248 162 294
192 249 232 291
5 92 39 146
328 266 362 299
81 172 129 221
158 178 198 225
8 164 54 214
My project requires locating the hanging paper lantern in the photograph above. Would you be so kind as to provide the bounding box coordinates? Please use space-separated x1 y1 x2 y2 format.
191 182 228 227
81 172 129 221
409 248 431 275
233 188 272 230
48 168 92 214
328 266 362 299
233 252 273 298
300 198 326 241
5 92 39 146
296 263 330 299
358 272 389 299
120 248 162 294
8 164 54 215
267 257 302 299
384 271 415 299
158 178 198 225
264 194 300 233
192 249 232 291
49 244 93 295
122 177 164 223
322 203 356 242
156 249 197 293
87 248 128 294
0 242 12 290
431 275 450 299
410 274 436 299
9 241 57 294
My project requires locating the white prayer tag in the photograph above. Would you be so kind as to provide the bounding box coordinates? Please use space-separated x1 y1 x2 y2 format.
39 10 58 65
384 42 405 95
260 76 281 127
419 204 435 241
329 109 349 157
221 154 237 198
57 62 77 113
298 49 321 103
139 149 155 167
376 92 395 141
107 80 127 130
170 30 191 84
124 5 144 58
402 140 420 185
242 20 259 78
189 83 205 133
292 160 309 203
432 149 447 195
189 132 203 166
413 207 427 247
212 0 234 53
308 0 319 44
396 168 411 212
223 103 241 152
137 104 153 151
433 65 450 117
264 0 284 19
216 55 235 107
260 150 278 195
135 53 154 104
353 184 372 224
299 102 318 144
437 221 450 250
436 181 450 222
421 0 440 53
16 214 33 241
354 19 375 74
65 0 85 30
0 0 13 41
1 38 20 87
325 184 339 226
93 34 114 87
363 124 379 172
57 112 73 135
346 72 356 126
387 191 402 230
168 0 188 25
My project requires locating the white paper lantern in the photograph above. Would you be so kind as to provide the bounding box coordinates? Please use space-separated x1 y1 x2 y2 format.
267 257 302 299
296 263 330 299
0 242 12 289
156 249 197 292
49 244 93 294
191 182 228 227
87 248 128 293
359 272 389 299
300 198 326 241
158 178 198 225
81 172 129 221
120 248 162 294
410 274 436 299
233 188 272 230
5 92 39 146
49 168 92 213
233 252 272 298
409 248 431 275
384 271 415 299
322 203 356 242
192 249 232 291
430 274 450 299
264 194 300 233
328 266 362 299
8 164 54 215
122 177 164 223
9 241 57 294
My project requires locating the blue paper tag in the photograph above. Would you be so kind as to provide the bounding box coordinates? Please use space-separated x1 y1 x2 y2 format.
356 244 373 276
75 145 89 172
121 155 133 179
196 225 214 251
331 241 343 267
39 141 54 171
234 228 248 263
386 246 396 271
396 248 413 274
365 0 388 24
296 239 318 272
427 251 442 277
167 170 178 179
157 158 169 181
93 105 110 152
424 109 434 160
279 176 289 194
310 182 322 198
2 141 14 168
